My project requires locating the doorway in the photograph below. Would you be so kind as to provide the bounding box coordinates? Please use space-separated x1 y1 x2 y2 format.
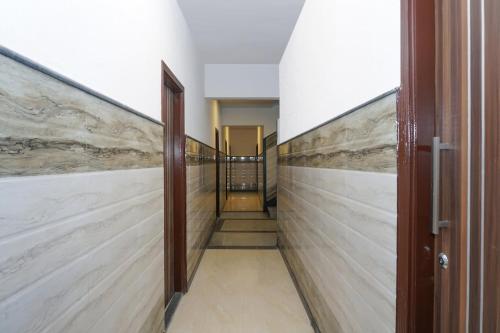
161 61 187 307
222 125 264 212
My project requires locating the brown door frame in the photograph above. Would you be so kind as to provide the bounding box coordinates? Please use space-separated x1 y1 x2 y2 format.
469 0 500 330
482 0 500 327
482 0 500 332
398 0 437 330
161 61 187 302
468 0 483 330
215 128 220 217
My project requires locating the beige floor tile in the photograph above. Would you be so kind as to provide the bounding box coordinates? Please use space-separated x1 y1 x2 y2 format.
221 219 277 232
224 192 262 211
167 250 314 333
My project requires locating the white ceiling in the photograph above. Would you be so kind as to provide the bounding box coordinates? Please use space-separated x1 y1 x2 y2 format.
177 0 305 64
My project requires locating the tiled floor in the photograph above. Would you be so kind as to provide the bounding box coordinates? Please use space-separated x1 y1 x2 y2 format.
208 232 277 248
220 211 270 220
210 211 278 249
221 219 278 232
224 192 262 211
166 250 314 333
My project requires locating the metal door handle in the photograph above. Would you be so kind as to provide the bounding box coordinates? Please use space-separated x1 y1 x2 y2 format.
432 137 451 235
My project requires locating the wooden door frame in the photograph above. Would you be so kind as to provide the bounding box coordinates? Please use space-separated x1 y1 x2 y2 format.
262 136 267 212
397 0 437 330
161 61 187 300
215 128 220 217
469 0 500 330
482 0 500 326
468 0 483 330
225 140 228 200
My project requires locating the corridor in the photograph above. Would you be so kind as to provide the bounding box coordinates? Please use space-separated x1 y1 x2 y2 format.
167 249 312 333
1 0 495 332
168 192 312 332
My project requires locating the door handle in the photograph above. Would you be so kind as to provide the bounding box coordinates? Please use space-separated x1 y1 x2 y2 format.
432 137 452 235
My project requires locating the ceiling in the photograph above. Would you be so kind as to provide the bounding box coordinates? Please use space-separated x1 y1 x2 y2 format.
177 0 305 64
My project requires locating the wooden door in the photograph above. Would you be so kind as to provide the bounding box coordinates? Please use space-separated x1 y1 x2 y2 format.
433 0 469 331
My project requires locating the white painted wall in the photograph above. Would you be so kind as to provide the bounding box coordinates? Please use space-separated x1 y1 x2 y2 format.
0 0 212 144
279 0 400 143
221 102 279 137
205 64 279 99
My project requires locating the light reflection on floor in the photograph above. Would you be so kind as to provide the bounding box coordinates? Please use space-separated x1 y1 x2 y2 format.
223 192 262 212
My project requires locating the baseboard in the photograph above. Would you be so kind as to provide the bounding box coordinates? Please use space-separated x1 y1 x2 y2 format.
278 239 321 333
164 292 182 332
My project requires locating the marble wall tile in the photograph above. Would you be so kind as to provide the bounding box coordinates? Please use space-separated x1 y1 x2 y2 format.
0 53 165 333
279 172 396 253
258 156 264 207
279 166 397 213
0 54 163 177
0 188 163 301
278 92 397 173
0 197 163 333
265 132 278 203
279 181 396 292
88 253 164 333
0 167 163 239
41 235 163 333
219 151 227 212
277 91 397 332
279 235 343 333
185 137 217 281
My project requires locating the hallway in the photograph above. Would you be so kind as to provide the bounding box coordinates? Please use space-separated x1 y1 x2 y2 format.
168 192 311 333
167 249 313 333
1 0 496 332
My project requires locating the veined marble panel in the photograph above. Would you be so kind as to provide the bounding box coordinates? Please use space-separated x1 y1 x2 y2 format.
279 181 396 292
0 188 163 301
0 52 165 333
0 167 163 239
279 172 396 253
277 91 398 332
279 165 396 213
41 235 163 333
0 205 163 333
0 54 163 177
88 252 164 333
219 151 227 212
258 155 264 207
278 92 397 173
265 132 277 203
186 137 216 281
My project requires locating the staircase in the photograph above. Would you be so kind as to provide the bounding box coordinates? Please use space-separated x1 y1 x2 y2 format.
208 211 278 249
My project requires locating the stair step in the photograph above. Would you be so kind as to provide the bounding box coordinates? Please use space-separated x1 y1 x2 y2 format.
208 231 277 248
221 219 277 232
220 211 270 220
